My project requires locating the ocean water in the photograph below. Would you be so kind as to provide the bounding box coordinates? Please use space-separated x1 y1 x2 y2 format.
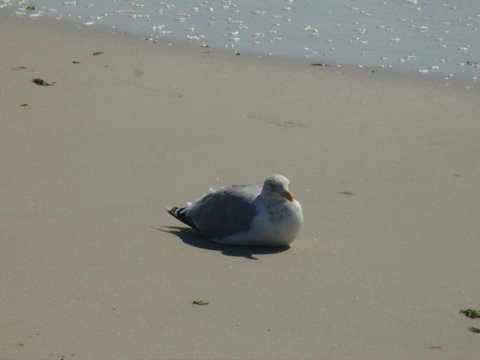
2 0 479 88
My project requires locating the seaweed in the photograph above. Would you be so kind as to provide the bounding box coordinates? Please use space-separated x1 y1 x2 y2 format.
192 300 209 306
459 309 480 319
32 78 55 86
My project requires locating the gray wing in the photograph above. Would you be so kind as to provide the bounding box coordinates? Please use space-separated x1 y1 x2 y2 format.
185 184 261 239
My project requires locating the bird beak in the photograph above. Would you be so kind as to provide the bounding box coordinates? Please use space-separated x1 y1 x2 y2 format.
282 190 294 202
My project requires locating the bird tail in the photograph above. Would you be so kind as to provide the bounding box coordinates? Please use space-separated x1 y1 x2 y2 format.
166 206 199 230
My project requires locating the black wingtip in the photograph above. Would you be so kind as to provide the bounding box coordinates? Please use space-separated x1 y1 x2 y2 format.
166 206 199 230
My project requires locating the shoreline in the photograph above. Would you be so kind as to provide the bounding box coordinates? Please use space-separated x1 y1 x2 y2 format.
3 9 479 93
3 1 480 88
2 11 480 359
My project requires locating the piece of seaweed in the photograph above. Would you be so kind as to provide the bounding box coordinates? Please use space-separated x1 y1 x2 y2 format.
32 78 55 86
459 309 480 319
192 300 209 306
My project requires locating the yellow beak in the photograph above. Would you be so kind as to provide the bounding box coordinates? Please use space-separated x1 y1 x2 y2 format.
283 190 294 202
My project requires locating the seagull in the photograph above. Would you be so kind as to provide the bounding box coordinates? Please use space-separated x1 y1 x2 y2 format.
167 174 303 247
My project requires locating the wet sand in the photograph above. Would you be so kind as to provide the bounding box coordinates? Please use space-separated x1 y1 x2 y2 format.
1 14 480 359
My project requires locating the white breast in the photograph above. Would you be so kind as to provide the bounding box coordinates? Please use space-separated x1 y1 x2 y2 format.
251 199 303 246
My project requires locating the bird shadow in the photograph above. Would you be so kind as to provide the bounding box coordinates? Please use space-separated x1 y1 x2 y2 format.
151 226 289 260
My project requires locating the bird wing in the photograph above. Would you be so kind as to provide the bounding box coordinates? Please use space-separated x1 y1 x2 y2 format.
185 184 261 239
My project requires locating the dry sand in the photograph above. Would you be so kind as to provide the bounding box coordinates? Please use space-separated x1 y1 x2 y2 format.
1 14 480 360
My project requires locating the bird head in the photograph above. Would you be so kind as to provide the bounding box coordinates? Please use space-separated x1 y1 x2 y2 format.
262 174 294 202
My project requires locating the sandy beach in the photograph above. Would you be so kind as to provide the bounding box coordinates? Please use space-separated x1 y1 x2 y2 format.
1 14 480 359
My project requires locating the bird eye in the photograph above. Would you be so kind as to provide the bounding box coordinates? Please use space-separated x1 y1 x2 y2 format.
267 182 276 190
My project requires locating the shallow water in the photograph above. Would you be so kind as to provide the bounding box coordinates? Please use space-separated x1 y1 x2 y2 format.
2 0 479 88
